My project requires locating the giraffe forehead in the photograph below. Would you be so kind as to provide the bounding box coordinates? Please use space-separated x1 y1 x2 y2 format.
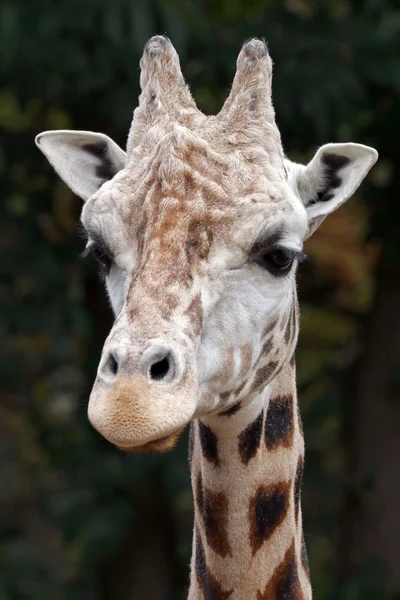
83 128 305 254
136 139 299 240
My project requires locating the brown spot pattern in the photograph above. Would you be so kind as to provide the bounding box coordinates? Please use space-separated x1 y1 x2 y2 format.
187 219 213 262
257 540 304 599
297 400 304 437
198 420 219 465
234 379 247 398
183 170 194 195
196 474 231 557
220 391 232 404
219 402 242 417
262 316 279 338
185 293 203 337
195 528 233 600
294 456 304 524
256 337 273 365
239 344 253 379
251 361 278 392
265 394 294 450
238 410 264 464
249 481 290 555
214 346 235 385
284 304 294 345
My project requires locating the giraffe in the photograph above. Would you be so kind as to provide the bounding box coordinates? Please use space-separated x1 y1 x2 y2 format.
35 36 377 599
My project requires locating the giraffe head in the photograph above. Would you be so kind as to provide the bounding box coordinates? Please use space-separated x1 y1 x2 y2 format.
36 37 377 452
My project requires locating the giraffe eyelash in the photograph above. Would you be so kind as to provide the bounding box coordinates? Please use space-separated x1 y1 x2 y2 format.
252 246 307 277
81 235 113 278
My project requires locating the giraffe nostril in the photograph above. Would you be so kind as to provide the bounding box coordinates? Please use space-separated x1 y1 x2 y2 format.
107 352 119 376
149 355 171 381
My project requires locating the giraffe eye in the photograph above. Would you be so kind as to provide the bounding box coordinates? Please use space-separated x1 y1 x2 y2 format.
254 248 299 276
82 241 112 278
92 244 112 277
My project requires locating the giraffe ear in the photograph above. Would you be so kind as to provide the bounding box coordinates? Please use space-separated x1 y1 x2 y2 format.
286 143 378 238
35 130 127 201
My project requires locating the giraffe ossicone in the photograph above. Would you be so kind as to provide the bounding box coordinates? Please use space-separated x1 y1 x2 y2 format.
36 36 378 599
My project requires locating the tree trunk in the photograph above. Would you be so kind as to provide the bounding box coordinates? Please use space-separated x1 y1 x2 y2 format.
96 478 179 600
338 152 400 594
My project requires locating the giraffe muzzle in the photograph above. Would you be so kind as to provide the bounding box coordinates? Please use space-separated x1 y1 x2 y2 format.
87 338 198 451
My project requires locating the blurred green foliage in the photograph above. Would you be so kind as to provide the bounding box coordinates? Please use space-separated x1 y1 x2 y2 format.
1 1 399 599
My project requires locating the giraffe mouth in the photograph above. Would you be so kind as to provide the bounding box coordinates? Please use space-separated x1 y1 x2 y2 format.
116 428 184 453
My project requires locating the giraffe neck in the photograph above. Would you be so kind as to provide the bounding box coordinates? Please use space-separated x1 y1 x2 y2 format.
188 362 312 600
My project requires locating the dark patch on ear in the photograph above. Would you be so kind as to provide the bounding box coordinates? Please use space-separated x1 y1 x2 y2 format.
238 410 264 464
323 152 350 170
265 394 294 450
82 142 120 182
294 456 304 524
198 420 219 466
307 152 350 206
249 482 290 555
196 474 231 558
220 402 242 417
257 539 303 599
195 528 233 599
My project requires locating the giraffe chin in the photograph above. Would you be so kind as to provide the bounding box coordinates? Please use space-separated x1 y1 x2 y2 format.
116 428 184 453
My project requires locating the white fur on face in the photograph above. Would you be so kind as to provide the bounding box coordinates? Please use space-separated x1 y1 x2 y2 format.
81 165 307 409
105 264 129 316
197 264 295 387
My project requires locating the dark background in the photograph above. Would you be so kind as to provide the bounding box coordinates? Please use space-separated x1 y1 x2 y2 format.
1 1 399 599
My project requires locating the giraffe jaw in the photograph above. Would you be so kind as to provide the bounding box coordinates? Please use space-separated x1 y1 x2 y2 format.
116 428 185 453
